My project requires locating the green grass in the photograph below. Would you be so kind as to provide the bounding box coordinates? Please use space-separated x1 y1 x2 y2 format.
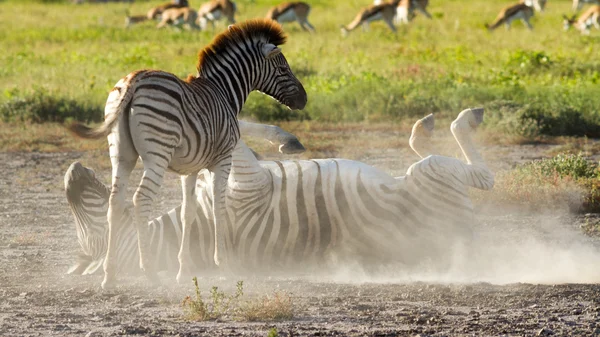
479 153 600 213
1 0 600 136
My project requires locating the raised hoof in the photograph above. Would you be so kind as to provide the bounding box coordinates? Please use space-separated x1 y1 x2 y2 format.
279 138 306 154
469 107 484 127
101 275 116 290
419 113 435 133
176 270 196 285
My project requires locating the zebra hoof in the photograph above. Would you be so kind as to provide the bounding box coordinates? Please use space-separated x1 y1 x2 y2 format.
101 275 116 290
469 107 484 128
419 113 435 133
176 271 195 285
144 271 161 286
279 138 306 154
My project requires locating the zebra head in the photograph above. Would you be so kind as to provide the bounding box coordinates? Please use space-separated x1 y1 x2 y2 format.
197 19 307 112
64 162 111 275
255 43 307 111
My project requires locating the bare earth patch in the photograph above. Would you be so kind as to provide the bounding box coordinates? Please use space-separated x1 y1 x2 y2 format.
1 135 600 336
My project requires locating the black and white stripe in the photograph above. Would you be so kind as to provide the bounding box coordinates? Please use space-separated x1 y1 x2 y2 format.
66 109 494 276
68 19 306 288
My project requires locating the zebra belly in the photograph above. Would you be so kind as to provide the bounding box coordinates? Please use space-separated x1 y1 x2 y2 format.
276 9 297 23
226 158 403 270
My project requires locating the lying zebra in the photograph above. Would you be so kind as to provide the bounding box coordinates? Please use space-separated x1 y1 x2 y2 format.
65 108 494 276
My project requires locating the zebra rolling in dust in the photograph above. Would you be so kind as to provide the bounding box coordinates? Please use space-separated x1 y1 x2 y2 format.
65 108 494 276
67 19 307 289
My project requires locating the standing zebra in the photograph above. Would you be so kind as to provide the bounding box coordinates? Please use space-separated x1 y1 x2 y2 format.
66 108 494 275
68 19 307 289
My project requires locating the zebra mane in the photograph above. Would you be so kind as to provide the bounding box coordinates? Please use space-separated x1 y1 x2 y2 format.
196 19 287 74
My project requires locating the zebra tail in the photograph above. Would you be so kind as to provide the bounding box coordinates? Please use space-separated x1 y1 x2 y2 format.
67 76 136 139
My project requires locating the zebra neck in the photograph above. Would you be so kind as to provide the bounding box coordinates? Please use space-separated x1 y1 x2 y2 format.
197 61 253 114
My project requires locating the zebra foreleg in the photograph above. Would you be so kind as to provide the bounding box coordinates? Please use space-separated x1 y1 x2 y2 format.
177 173 199 284
209 156 233 270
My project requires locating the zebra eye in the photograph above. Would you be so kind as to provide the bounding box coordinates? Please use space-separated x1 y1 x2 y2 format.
276 65 287 73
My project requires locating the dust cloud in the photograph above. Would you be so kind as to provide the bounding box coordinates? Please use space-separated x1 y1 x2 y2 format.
317 212 600 285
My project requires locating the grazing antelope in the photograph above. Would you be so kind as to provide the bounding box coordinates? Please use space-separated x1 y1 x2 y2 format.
196 0 237 31
485 2 534 31
341 2 399 36
156 7 200 30
573 0 600 11
396 0 432 25
563 5 600 34
265 2 315 33
125 10 149 28
147 0 189 20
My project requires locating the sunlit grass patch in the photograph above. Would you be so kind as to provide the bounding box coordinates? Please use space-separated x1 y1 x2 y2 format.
237 291 294 322
476 153 600 213
1 0 599 138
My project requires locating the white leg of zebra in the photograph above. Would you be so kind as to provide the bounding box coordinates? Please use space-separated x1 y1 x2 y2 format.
209 157 232 268
450 108 494 191
104 108 138 287
177 173 199 282
238 121 305 154
409 113 435 159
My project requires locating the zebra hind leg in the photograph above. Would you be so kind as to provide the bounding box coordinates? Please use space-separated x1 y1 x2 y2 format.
177 173 199 284
132 162 168 285
103 158 136 289
450 108 494 191
409 113 435 159
209 156 233 271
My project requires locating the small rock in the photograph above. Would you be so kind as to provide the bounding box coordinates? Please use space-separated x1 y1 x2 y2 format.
536 327 554 336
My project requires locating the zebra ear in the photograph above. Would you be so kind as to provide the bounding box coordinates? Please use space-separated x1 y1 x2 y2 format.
261 43 281 59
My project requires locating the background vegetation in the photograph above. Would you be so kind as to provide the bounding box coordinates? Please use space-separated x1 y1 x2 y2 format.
1 0 599 139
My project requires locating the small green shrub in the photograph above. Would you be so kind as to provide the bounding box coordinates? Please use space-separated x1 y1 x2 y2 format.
238 291 294 322
487 153 600 213
534 153 598 179
1 88 102 123
484 100 600 138
182 277 244 321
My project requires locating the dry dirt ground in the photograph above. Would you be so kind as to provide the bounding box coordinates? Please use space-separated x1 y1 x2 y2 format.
2 139 600 337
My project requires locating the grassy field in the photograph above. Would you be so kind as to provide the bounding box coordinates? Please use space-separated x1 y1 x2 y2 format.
1 0 600 138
